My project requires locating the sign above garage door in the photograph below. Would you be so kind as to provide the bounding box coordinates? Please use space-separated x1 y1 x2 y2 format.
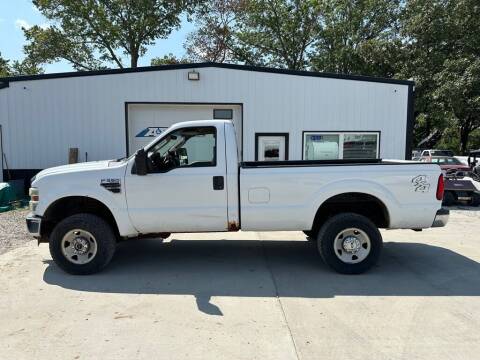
135 127 168 138
126 103 242 156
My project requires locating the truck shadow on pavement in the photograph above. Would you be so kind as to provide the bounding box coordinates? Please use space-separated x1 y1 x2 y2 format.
43 239 480 315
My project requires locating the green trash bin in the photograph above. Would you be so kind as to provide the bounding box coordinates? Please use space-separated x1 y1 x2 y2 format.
0 183 17 212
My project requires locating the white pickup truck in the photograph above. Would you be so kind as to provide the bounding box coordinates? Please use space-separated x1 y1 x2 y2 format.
26 120 448 275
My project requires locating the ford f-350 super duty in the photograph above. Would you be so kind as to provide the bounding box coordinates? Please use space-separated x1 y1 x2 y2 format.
26 120 449 275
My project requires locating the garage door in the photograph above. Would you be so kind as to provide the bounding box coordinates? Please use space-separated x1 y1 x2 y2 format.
126 103 242 156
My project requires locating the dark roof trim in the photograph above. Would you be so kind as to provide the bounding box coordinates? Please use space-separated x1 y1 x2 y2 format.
0 81 9 89
0 62 414 86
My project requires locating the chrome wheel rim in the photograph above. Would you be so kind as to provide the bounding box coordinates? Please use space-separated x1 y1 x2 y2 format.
61 229 97 265
333 228 371 264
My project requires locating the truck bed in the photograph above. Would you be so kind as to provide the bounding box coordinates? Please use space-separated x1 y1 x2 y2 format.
239 159 441 231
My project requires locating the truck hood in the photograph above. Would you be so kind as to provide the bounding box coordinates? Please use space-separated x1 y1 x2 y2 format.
33 160 114 182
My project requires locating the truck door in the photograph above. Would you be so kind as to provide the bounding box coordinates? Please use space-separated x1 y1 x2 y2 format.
124 124 228 233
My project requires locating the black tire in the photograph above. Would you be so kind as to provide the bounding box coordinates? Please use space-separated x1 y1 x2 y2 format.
303 230 316 241
49 213 117 275
442 191 456 206
317 213 382 274
471 193 480 207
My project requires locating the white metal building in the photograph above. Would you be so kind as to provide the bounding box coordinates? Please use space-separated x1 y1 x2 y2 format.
0 62 414 186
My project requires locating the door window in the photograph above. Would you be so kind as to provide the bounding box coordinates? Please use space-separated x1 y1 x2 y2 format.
147 127 216 172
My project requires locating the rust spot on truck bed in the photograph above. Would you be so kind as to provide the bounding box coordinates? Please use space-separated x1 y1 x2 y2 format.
228 221 240 231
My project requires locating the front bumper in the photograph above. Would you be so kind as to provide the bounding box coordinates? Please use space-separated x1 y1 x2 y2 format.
26 213 42 237
432 208 449 227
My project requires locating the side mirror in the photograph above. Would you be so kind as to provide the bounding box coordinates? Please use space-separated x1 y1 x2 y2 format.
134 149 148 176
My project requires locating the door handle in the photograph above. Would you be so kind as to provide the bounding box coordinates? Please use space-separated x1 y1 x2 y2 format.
213 176 224 190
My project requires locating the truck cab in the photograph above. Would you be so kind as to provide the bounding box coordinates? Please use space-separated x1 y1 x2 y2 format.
125 121 238 233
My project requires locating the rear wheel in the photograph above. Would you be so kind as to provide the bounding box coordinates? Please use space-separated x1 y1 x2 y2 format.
471 193 480 207
49 213 117 275
317 213 382 274
442 191 456 206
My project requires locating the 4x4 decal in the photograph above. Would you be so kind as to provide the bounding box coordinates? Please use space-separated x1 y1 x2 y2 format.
411 175 430 193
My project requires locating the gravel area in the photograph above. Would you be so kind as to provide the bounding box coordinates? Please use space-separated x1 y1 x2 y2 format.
0 209 31 255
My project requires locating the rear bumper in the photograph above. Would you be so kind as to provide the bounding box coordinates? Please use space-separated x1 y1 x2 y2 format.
432 208 449 227
26 213 42 237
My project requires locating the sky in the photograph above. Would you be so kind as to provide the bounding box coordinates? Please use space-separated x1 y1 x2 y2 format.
0 0 194 73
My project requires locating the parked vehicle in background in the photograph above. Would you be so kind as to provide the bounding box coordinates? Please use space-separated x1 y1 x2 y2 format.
411 150 422 161
420 149 454 162
469 150 480 176
26 120 448 275
443 175 480 206
455 156 469 166
438 152 480 206
422 156 471 174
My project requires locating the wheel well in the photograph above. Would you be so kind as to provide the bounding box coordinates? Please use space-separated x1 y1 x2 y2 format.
310 193 389 235
41 196 120 239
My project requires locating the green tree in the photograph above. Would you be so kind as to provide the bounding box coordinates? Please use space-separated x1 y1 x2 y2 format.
310 0 402 77
184 0 246 63
0 53 9 77
236 0 322 69
23 0 197 70
187 0 402 73
185 0 322 70
400 0 480 154
398 0 452 149
150 53 189 65
0 52 43 77
434 57 480 154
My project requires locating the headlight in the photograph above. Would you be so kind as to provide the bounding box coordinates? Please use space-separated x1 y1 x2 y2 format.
29 188 39 211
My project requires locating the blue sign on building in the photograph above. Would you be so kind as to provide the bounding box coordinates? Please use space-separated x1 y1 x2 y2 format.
136 127 167 138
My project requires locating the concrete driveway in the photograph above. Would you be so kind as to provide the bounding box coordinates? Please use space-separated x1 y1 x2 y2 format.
1 208 480 360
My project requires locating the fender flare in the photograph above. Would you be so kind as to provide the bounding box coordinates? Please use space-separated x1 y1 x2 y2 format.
41 194 135 237
307 179 397 229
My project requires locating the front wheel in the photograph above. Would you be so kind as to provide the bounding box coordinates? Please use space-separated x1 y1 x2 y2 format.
49 213 117 275
317 213 383 274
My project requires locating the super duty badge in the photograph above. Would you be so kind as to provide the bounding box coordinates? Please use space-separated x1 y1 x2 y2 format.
100 178 121 193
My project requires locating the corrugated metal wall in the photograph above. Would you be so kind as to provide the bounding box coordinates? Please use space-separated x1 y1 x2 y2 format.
0 88 8 181
0 67 409 170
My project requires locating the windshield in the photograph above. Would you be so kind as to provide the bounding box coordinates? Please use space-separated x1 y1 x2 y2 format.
149 133 186 158
116 124 175 161
431 150 454 157
431 157 462 165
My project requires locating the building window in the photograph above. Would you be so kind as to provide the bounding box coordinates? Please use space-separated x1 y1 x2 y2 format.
213 109 233 120
303 132 379 160
255 133 289 161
